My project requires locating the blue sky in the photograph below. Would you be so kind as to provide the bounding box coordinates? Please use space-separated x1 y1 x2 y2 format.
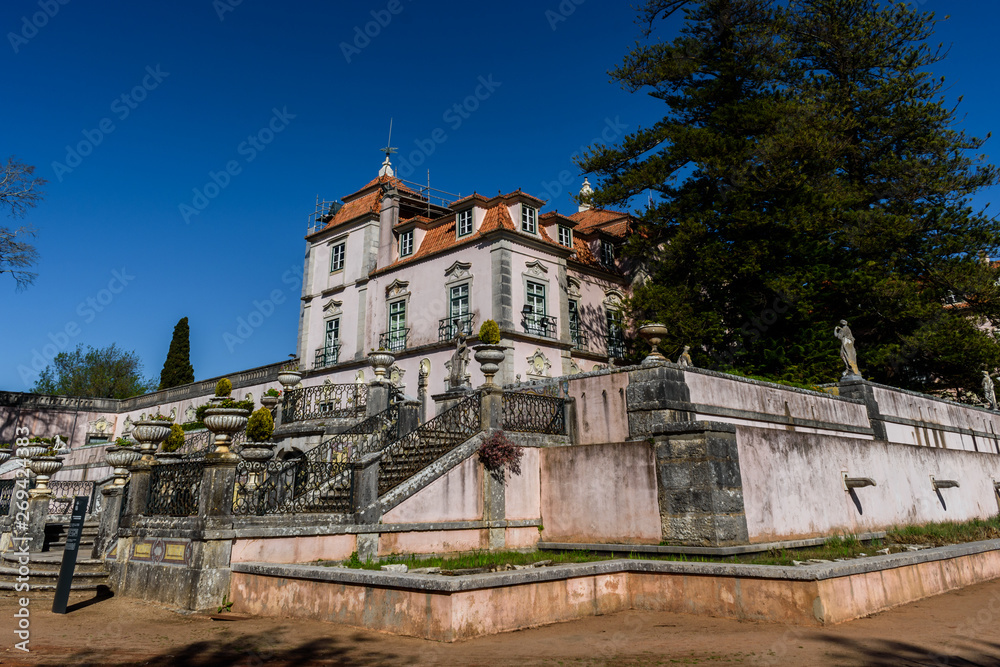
1 0 998 392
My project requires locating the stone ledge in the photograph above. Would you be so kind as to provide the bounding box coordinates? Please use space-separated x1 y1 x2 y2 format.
538 532 888 556
643 421 736 437
229 518 541 540
232 538 1000 591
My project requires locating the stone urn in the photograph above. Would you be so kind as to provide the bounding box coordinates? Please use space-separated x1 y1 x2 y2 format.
473 345 506 386
203 403 250 458
638 323 669 364
132 419 174 463
15 444 47 461
368 350 395 383
261 393 280 409
154 450 183 464
277 369 302 391
240 442 275 463
0 449 11 466
105 446 142 486
27 456 64 497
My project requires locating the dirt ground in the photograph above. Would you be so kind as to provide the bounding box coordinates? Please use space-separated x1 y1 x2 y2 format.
0 578 999 666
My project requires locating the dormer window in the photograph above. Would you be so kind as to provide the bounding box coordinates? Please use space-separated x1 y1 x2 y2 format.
558 225 572 247
601 240 615 267
521 206 537 234
399 230 414 257
457 209 473 237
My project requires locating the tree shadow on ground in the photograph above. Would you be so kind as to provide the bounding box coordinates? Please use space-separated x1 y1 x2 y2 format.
35 633 404 667
808 633 1000 666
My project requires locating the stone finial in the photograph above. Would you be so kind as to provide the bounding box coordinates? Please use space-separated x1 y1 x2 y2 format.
578 177 593 212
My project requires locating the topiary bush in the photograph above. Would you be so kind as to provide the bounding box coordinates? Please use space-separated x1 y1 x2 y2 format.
162 423 185 452
215 378 233 397
477 430 523 482
196 398 254 422
246 407 275 442
479 319 501 345
264 388 280 398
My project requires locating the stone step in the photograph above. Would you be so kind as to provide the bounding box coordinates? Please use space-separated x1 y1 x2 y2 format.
1 551 107 574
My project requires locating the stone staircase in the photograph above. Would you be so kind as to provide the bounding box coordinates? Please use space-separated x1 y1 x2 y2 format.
0 521 108 592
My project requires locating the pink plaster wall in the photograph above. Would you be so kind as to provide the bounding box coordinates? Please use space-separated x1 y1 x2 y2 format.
231 534 356 564
874 386 1000 452
738 425 1000 542
378 528 486 556
504 447 540 520
382 457 483 524
540 441 661 544
568 372 630 445
505 526 540 549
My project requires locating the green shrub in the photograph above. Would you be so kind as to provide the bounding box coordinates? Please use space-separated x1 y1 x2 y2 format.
264 388 280 397
479 319 501 345
246 407 275 442
196 398 254 422
149 414 172 422
215 378 233 397
162 424 185 452
113 437 133 448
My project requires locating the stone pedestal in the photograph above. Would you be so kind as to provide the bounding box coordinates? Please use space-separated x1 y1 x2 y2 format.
350 452 382 524
199 458 238 517
367 382 390 417
18 497 50 553
649 421 749 546
124 462 152 523
93 486 124 559
837 378 887 441
626 365 695 438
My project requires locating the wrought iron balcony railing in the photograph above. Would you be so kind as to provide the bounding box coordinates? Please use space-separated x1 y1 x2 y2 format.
379 329 409 352
438 314 475 342
607 334 626 358
313 343 340 370
281 383 368 423
522 314 557 339
571 329 588 351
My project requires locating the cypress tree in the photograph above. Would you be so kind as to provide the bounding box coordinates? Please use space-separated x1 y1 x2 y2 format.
159 317 195 390
579 0 1000 397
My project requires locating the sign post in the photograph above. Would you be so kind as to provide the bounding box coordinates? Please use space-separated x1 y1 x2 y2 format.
51 496 88 614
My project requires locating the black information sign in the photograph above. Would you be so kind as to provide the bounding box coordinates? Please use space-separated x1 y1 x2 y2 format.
51 495 88 614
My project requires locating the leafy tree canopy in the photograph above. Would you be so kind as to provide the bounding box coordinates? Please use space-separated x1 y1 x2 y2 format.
32 343 157 399
579 0 1000 398
0 156 45 291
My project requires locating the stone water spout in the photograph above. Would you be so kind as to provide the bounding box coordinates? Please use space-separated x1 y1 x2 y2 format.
930 477 959 490
842 474 876 490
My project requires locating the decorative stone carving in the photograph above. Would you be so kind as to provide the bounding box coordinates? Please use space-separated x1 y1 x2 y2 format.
386 279 410 298
444 331 471 391
184 406 197 423
525 349 552 378
52 435 70 455
677 345 693 367
389 364 406 387
525 260 548 279
322 299 343 316
444 261 472 281
355 369 366 385
603 289 625 309
983 371 998 410
121 415 134 436
87 415 115 438
568 359 582 375
567 277 582 299
834 320 861 378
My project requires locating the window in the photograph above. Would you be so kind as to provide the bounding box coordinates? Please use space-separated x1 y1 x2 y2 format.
316 319 340 368
449 283 470 334
330 242 345 272
399 230 413 257
524 281 547 336
325 319 340 348
558 225 572 247
601 240 615 267
457 209 473 237
387 300 407 351
606 309 625 358
569 299 584 349
521 206 537 234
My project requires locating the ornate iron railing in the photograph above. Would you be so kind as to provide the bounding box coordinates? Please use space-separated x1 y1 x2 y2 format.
438 314 475 342
48 480 97 515
180 428 248 460
232 459 351 515
305 403 401 464
147 461 203 516
0 479 14 516
522 314 557 338
313 343 341 369
281 383 367 423
378 392 482 495
379 329 409 352
571 329 588 351
502 391 566 434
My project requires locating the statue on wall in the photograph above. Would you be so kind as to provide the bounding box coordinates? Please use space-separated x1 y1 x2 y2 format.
983 371 998 410
52 435 70 454
445 330 471 391
677 346 693 367
834 320 861 378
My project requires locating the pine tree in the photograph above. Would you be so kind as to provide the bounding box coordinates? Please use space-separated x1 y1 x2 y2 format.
579 0 1000 396
159 317 195 390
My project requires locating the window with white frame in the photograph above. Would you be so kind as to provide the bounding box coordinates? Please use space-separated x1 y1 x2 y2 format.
448 283 471 337
521 206 537 234
457 209 473 237
569 299 584 348
387 300 407 351
606 309 625 357
399 230 414 257
601 240 615 268
558 225 572 247
317 318 340 367
524 280 548 336
330 242 346 272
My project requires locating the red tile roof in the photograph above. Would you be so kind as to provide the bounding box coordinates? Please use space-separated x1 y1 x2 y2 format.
569 208 632 236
